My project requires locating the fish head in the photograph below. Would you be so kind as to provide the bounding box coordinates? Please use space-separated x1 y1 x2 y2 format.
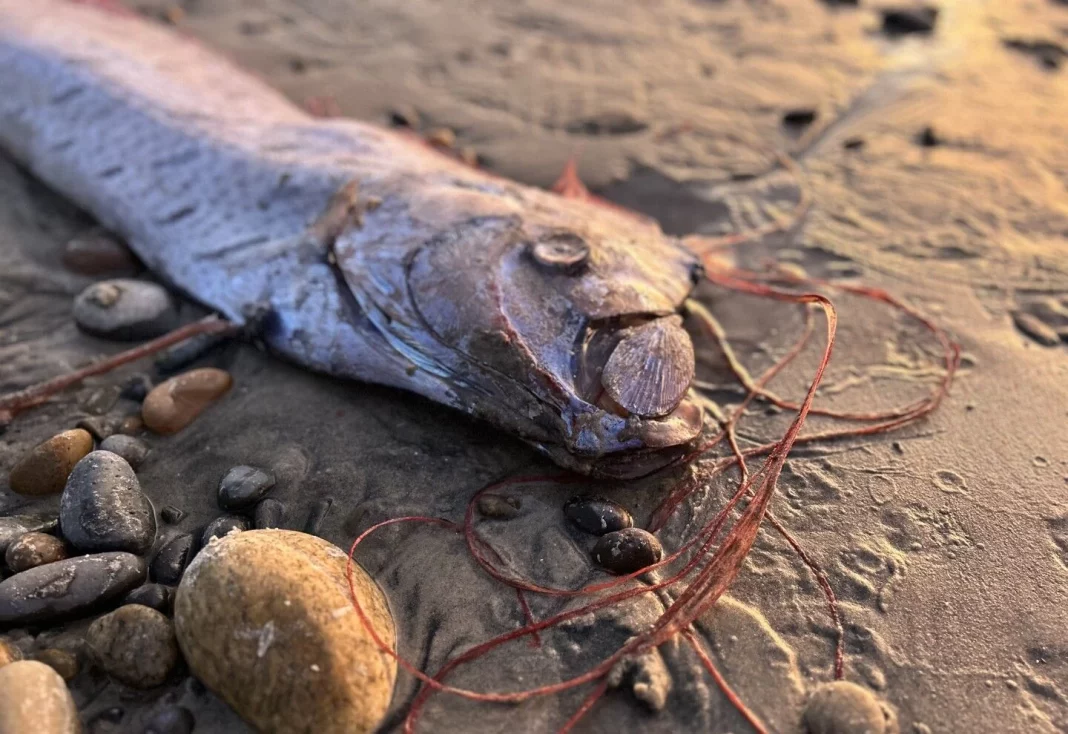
406 199 706 478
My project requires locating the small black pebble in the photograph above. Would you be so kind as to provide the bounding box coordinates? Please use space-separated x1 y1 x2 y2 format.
159 506 185 525
477 494 522 519
843 136 865 150
99 434 150 469
201 515 249 545
93 706 125 725
592 528 663 575
918 125 940 147
881 6 939 35
151 533 194 585
123 583 175 614
564 496 634 536
143 705 195 734
782 108 817 128
120 373 154 402
76 416 120 441
304 497 333 536
217 465 276 510
154 332 228 374
253 498 286 529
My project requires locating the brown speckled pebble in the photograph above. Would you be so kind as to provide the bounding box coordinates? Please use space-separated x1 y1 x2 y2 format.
86 604 178 688
32 649 79 681
0 660 80 734
804 681 898 734
8 429 94 497
174 530 396 734
142 368 232 434
4 533 69 574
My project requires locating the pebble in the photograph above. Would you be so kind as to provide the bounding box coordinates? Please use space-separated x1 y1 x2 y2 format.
86 604 179 688
0 660 80 734
76 415 122 441
303 497 334 536
142 368 233 434
565 496 634 536
143 705 195 734
5 532 69 573
62 230 138 276
592 528 663 575
124 584 176 614
0 515 59 556
0 552 146 624
0 638 22 668
33 649 80 681
804 681 898 734
119 373 154 402
1012 310 1060 347
253 498 285 529
217 465 276 510
151 534 194 585
60 451 156 555
881 6 938 35
201 515 249 545
783 108 817 128
119 414 145 435
73 279 177 341
153 332 228 374
174 530 396 734
159 506 185 525
8 429 94 497
477 494 522 519
99 435 150 469
81 386 121 416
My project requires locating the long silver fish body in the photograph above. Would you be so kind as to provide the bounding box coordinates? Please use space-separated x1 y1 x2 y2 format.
0 0 705 477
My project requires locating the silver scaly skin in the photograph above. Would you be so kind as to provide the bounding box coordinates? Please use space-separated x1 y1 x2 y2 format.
0 0 705 477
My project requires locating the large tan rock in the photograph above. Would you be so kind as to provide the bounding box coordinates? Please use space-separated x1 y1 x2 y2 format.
0 660 80 734
174 530 396 734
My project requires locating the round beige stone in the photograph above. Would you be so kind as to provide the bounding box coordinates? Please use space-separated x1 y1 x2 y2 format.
174 530 396 734
0 660 80 734
9 429 94 497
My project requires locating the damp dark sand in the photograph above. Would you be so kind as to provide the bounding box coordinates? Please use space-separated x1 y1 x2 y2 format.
2 0 1068 731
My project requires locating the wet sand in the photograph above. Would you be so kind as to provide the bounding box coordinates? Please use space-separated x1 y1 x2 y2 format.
2 0 1068 731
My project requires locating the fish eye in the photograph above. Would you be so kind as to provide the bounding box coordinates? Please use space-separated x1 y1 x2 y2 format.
528 233 590 275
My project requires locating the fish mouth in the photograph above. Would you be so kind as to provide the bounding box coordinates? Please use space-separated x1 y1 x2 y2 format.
558 311 704 478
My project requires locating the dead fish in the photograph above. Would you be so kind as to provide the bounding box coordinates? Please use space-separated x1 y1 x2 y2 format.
0 0 704 477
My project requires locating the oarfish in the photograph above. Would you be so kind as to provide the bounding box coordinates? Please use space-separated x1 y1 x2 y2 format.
0 0 705 478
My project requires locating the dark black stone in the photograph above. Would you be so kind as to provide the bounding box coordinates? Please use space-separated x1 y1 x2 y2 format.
592 528 663 575
564 496 634 536
0 515 58 556
123 583 175 614
843 136 866 150
303 497 333 536
0 552 146 624
782 108 817 128
154 332 228 374
73 279 178 342
918 126 940 147
119 373 154 402
217 465 276 510
200 515 249 546
99 435 150 469
253 498 286 529
150 534 193 585
143 705 195 734
159 506 185 525
60 451 157 555
881 6 939 35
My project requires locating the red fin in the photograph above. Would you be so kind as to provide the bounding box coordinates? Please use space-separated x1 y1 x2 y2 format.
551 158 591 200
